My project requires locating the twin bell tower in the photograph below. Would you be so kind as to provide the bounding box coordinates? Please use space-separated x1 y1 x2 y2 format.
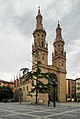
32 7 66 102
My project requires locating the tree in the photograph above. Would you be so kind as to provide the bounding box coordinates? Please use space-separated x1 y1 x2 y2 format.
20 67 48 104
0 86 14 102
20 48 58 104
0 86 3 101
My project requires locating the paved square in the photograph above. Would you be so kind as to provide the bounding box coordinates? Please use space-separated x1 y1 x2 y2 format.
0 102 80 119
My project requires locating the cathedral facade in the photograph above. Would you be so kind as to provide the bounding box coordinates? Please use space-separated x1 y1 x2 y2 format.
32 7 66 102
14 7 67 103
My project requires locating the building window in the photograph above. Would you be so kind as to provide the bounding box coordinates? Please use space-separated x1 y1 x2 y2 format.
35 42 36 47
23 87 25 91
34 35 36 38
42 34 43 37
55 51 57 55
42 56 44 60
62 63 63 66
61 50 63 55
42 41 44 47
26 86 28 91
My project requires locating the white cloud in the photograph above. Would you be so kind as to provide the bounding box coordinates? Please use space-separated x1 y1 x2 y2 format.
0 0 80 81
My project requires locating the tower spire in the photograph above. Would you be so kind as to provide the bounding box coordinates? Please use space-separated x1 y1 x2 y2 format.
32 7 48 68
36 6 43 29
56 21 62 39
58 21 60 27
52 21 65 62
38 6 40 15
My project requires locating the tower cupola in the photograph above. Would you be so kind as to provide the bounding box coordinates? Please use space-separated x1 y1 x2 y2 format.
32 7 48 67
36 6 43 29
52 21 66 68
56 21 62 40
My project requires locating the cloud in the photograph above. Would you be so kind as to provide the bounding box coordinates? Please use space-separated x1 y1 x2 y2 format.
0 0 80 81
43 0 80 79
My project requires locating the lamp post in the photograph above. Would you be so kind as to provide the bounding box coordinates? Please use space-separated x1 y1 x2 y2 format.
19 88 23 104
51 79 58 107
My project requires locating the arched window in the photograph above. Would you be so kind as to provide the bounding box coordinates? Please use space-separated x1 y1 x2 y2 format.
42 56 44 60
26 86 28 91
55 51 57 55
61 50 63 55
39 41 40 46
42 41 44 47
62 63 63 66
35 42 36 47
42 34 43 37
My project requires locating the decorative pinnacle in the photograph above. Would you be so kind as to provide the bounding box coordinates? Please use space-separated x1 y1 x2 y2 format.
58 21 60 27
38 6 40 9
38 6 40 15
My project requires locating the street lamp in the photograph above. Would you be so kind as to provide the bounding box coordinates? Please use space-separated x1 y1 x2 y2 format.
51 78 58 107
19 88 23 104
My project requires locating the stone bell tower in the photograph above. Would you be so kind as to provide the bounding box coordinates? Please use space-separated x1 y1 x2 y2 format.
52 21 66 71
32 7 67 102
52 21 66 101
32 6 48 70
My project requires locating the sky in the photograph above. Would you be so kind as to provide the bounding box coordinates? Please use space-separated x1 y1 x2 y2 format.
0 0 80 81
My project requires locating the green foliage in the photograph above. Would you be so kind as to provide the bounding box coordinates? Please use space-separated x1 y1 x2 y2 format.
20 66 58 97
20 67 48 96
20 68 29 75
0 86 14 102
20 68 55 97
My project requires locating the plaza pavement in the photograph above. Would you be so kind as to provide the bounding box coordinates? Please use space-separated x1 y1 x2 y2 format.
0 102 80 119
